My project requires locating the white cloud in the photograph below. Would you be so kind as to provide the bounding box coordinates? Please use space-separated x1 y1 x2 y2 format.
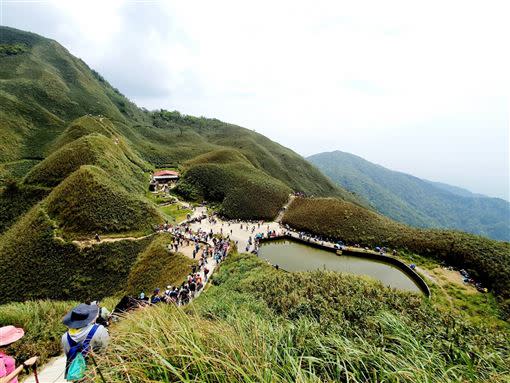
2 0 509 199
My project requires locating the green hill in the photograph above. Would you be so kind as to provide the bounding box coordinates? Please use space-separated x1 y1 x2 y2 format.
24 131 149 192
308 151 510 241
125 233 195 295
0 26 351 202
282 197 510 315
45 165 160 238
0 26 361 305
176 149 292 219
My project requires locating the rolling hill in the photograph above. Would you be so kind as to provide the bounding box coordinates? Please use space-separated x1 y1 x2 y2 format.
308 150 510 241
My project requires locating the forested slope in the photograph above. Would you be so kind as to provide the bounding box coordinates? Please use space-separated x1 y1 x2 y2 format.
308 151 510 241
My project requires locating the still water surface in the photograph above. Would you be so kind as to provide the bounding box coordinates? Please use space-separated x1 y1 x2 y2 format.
259 239 423 294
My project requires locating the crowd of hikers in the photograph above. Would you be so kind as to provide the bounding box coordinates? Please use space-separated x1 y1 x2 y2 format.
0 214 231 382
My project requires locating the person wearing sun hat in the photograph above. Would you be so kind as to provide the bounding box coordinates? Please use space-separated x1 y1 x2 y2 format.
0 326 38 383
61 303 109 377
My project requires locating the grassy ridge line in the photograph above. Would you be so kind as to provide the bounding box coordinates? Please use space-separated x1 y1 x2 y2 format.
95 252 510 382
282 197 510 316
24 132 149 193
1 26 354 203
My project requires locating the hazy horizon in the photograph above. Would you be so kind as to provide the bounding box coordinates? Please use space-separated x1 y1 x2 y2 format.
2 0 509 200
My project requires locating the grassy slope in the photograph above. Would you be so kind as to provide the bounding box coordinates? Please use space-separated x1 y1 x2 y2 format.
45 165 159 238
0 26 352 204
0 203 153 304
308 150 510 241
176 149 292 219
0 233 195 367
0 300 76 366
24 132 149 193
125 233 195 295
0 181 50 234
97 253 510 383
283 197 510 316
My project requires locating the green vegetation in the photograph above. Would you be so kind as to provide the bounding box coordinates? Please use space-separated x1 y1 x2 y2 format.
0 159 40 183
0 300 76 366
45 165 160 238
0 204 153 304
308 151 510 241
24 133 148 193
176 149 292 219
0 43 28 56
95 253 510 382
283 197 510 317
0 181 49 234
159 203 191 223
125 233 195 295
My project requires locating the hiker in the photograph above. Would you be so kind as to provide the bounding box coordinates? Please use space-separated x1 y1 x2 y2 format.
94 233 100 242
0 326 38 383
150 288 162 304
62 303 109 381
88 301 110 328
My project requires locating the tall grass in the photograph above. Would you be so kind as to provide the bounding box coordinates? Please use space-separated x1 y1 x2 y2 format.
0 300 76 365
94 253 510 382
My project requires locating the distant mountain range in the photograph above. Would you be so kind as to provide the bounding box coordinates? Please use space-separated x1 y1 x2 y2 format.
308 151 510 241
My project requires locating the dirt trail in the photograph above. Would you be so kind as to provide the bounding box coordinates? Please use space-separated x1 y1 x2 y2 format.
275 194 295 223
71 234 154 249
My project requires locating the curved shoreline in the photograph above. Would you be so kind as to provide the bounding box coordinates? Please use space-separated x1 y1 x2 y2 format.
259 235 431 297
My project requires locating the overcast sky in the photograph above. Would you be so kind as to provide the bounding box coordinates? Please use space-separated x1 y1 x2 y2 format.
2 0 509 200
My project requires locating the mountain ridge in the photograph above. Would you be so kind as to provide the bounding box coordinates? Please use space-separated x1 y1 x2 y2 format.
308 150 510 241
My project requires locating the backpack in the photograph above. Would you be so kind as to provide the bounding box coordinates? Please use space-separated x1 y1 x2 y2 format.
65 324 99 381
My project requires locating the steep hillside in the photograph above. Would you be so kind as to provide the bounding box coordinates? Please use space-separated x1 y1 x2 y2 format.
0 26 352 204
283 197 510 315
308 151 510 241
125 233 195 295
45 165 159 238
0 203 153 303
176 149 292 219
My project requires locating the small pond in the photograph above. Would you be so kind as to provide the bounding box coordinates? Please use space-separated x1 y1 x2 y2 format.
259 239 423 294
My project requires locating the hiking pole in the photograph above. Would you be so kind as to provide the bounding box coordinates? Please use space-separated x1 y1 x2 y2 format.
89 353 107 383
32 365 40 383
